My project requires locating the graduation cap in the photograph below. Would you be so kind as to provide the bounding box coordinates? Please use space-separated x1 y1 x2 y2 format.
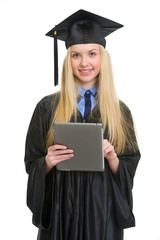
46 9 123 86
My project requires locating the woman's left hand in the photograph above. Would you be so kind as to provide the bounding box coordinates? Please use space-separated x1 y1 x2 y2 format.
103 139 119 174
104 139 117 161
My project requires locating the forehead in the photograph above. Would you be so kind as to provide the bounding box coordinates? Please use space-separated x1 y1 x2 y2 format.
70 43 100 52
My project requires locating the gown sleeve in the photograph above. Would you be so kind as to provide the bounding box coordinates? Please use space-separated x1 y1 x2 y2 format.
24 96 54 230
109 102 141 229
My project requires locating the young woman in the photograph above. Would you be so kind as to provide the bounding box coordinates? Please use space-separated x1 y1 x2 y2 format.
24 9 140 240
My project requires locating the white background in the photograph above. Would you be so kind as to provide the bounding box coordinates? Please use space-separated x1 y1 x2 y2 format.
0 0 160 239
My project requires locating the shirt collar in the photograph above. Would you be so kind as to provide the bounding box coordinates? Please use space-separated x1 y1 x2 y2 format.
79 85 97 97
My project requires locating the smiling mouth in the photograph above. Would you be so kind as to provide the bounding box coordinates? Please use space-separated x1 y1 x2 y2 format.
79 69 93 73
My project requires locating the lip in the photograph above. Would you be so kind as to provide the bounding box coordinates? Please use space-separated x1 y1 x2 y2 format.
79 69 93 76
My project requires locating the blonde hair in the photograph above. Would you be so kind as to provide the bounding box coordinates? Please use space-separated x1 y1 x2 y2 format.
98 46 125 154
46 45 138 155
54 49 78 122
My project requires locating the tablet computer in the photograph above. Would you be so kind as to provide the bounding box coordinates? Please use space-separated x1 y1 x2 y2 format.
53 122 104 171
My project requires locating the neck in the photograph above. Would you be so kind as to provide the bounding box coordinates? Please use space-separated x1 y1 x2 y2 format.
76 77 98 90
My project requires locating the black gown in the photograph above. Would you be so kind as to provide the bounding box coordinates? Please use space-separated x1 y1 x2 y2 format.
24 93 140 240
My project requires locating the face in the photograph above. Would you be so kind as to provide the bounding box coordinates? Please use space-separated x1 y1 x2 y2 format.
70 44 101 89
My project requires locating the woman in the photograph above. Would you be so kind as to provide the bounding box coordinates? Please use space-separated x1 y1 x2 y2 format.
24 9 140 240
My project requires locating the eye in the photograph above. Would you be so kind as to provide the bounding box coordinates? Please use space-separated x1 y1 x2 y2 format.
89 52 96 57
72 53 80 58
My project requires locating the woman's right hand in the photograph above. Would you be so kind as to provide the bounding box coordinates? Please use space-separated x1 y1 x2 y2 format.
45 145 74 174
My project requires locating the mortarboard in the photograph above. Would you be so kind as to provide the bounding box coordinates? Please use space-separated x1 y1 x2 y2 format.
46 9 123 86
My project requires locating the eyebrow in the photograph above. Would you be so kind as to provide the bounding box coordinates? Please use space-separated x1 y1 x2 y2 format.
88 49 98 52
71 49 98 53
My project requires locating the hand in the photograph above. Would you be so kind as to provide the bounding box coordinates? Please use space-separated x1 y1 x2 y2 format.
45 145 74 174
103 139 117 161
103 139 119 174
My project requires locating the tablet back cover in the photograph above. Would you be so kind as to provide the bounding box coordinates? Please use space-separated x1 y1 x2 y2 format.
53 123 104 171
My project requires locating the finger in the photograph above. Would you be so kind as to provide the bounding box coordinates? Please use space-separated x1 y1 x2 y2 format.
104 145 114 154
53 145 68 150
103 142 111 151
103 139 109 145
52 153 74 162
48 145 67 152
47 153 74 168
53 149 74 156
47 149 73 156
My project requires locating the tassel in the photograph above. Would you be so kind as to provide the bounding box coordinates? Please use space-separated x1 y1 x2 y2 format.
54 36 58 86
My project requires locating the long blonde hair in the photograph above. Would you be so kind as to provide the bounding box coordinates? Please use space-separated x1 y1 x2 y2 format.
46 45 138 155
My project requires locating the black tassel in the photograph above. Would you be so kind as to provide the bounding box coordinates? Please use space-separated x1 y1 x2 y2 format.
54 37 58 86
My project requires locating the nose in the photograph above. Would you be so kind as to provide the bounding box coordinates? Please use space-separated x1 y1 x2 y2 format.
80 56 88 67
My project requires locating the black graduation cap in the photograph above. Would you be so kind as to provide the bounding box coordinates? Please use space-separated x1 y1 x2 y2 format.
46 9 123 86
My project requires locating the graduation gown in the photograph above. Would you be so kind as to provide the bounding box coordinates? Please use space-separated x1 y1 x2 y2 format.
24 93 140 240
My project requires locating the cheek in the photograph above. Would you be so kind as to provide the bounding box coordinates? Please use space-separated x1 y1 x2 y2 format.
95 57 101 72
97 62 101 72
71 60 78 74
